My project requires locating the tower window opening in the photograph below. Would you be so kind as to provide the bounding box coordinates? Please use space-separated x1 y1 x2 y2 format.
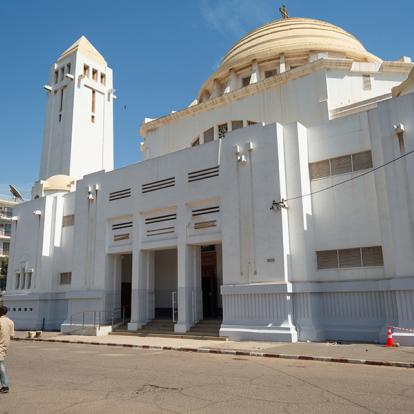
83 64 90 77
265 69 277 79
59 89 64 112
363 74 372 90
66 63 71 74
100 73 106 85
54 70 59 84
91 115 95 123
92 69 98 81
60 67 65 81
91 90 96 113
242 76 251 87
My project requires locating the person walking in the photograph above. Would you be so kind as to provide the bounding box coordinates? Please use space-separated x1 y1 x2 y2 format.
0 306 14 393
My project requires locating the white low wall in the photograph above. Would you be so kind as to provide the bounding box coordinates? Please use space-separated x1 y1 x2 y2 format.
221 278 414 344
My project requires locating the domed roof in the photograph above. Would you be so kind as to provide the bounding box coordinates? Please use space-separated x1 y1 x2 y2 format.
221 17 380 70
197 17 380 101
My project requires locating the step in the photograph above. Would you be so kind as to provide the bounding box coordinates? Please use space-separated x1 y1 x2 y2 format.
110 330 227 341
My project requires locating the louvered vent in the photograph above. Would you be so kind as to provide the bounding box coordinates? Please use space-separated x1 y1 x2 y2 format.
109 188 131 201
330 155 352 176
112 222 133 231
194 220 217 230
352 151 373 171
339 248 361 268
145 213 176 237
361 246 383 266
145 213 177 224
113 233 130 242
309 160 330 180
188 166 219 183
317 250 338 269
142 177 175 193
192 206 220 217
317 246 383 269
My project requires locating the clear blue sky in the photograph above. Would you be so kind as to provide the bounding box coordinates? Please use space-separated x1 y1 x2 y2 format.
0 0 413 199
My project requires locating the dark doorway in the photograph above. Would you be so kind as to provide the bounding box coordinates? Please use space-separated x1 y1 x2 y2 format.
201 245 220 318
120 254 132 319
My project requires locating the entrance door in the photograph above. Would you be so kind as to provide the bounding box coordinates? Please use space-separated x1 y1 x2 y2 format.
120 254 132 319
201 246 219 318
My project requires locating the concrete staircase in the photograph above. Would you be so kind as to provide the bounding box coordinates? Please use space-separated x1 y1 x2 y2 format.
112 318 226 341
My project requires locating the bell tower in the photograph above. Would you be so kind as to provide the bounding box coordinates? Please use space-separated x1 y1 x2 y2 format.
39 36 114 182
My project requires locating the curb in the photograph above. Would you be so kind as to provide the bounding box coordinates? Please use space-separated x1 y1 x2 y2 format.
13 337 414 369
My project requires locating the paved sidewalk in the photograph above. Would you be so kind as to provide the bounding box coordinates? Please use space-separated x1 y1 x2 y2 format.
13 331 414 368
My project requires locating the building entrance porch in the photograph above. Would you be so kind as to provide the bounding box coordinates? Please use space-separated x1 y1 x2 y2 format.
128 243 223 336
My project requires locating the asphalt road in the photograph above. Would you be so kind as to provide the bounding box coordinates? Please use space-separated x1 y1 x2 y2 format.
0 341 413 414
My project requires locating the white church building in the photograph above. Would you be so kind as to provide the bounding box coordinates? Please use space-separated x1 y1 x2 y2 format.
5 16 414 343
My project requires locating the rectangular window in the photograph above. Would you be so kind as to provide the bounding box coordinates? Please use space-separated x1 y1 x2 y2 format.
265 69 277 78
218 123 228 139
54 70 59 84
59 89 64 113
204 127 214 143
60 272 72 285
62 214 74 227
83 64 90 77
60 67 65 81
242 76 251 87
66 63 71 74
363 74 372 90
92 69 98 81
309 160 330 180
352 151 373 171
91 115 95 123
3 242 9 254
232 120 243 130
100 73 106 85
330 155 352 176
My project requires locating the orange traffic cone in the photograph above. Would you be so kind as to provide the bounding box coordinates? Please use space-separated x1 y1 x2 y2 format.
385 325 395 347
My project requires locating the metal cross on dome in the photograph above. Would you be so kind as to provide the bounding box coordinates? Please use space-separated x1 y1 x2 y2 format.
279 4 289 19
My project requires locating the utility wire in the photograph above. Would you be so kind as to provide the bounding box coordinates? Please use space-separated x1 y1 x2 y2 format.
285 148 414 202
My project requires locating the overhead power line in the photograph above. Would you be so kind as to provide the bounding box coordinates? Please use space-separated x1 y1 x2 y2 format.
285 148 414 203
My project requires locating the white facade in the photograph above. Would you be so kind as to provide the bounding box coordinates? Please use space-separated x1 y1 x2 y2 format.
5 19 414 344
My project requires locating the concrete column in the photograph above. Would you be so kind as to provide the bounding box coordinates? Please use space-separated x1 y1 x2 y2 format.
224 70 238 94
279 54 286 74
250 60 260 84
210 79 222 99
175 243 196 332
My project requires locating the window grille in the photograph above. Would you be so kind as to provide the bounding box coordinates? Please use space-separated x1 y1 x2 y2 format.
218 123 228 139
60 272 72 285
316 250 338 269
192 206 220 217
145 214 176 225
